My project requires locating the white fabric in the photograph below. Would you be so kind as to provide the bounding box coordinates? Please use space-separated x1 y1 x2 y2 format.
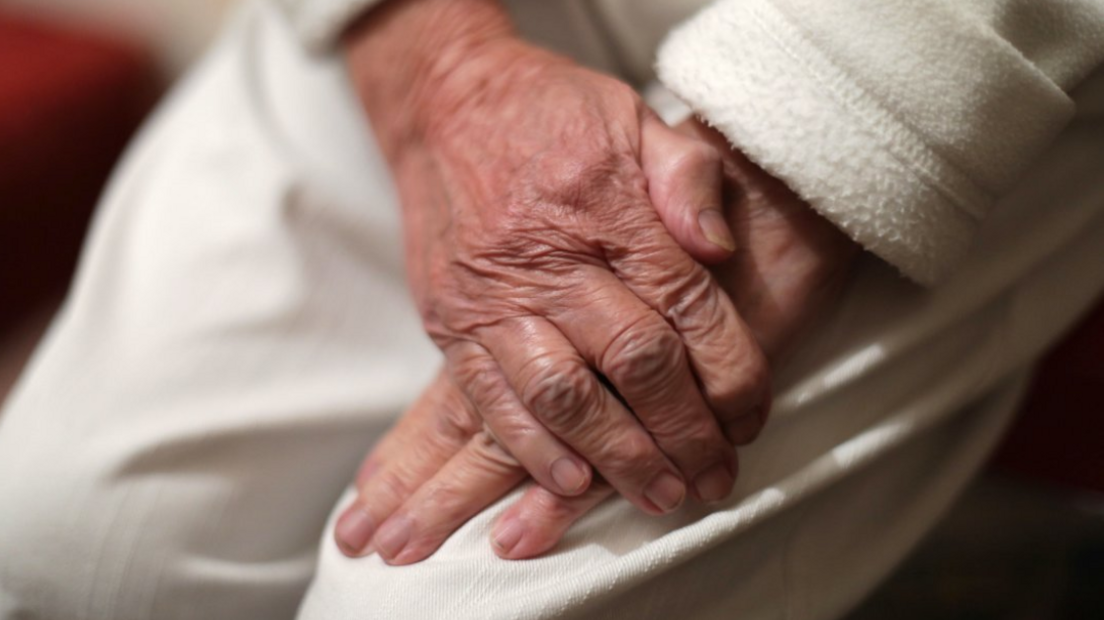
275 0 1104 284
2 1 1104 619
273 0 385 49
656 0 1104 285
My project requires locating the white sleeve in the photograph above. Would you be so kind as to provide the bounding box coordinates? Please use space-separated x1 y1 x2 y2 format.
271 0 386 51
656 0 1104 285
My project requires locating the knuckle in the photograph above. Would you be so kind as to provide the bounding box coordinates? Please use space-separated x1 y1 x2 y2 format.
520 357 597 430
657 418 725 456
368 471 412 503
526 489 584 523
531 146 626 211
737 350 771 398
455 356 511 410
420 310 453 347
418 480 463 519
714 350 772 420
605 77 642 105
599 432 658 474
433 391 481 444
672 142 722 177
484 409 541 447
664 267 720 329
468 431 523 470
603 319 685 394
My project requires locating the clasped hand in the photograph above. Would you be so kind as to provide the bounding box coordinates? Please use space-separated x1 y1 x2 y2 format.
334 0 857 565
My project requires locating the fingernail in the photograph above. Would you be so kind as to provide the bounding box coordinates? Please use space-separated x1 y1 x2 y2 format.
374 515 412 560
335 506 375 556
644 472 686 513
550 457 588 495
492 516 525 555
698 208 736 252
693 461 735 503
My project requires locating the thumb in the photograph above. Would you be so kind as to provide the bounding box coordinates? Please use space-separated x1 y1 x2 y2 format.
641 114 735 265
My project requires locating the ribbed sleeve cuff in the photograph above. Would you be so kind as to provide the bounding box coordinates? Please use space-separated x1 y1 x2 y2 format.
656 0 987 286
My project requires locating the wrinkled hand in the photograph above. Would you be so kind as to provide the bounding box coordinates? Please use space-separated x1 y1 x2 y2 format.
342 0 771 551
335 119 860 564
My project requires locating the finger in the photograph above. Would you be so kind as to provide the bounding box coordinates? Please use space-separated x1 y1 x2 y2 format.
355 455 379 489
481 316 688 515
530 271 738 502
494 450 745 560
446 340 593 497
722 390 772 447
334 373 479 557
600 206 772 439
490 481 614 560
373 431 528 565
641 114 734 265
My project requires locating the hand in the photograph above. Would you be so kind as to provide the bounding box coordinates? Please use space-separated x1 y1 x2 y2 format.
674 119 860 364
335 119 860 564
342 0 770 539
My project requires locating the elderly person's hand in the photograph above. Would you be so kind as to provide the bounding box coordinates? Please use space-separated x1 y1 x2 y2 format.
338 0 771 554
334 118 860 564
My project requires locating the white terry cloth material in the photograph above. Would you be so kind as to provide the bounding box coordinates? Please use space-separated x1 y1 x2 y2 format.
1 1 1104 619
656 0 1104 285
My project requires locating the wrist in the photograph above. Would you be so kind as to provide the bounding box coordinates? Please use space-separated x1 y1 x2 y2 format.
342 0 519 158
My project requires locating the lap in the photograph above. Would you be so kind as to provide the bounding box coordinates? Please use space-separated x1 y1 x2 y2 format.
299 377 1024 620
295 82 1104 618
3 3 1104 620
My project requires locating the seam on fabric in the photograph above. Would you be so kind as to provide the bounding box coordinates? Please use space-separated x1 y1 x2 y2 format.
746 0 990 221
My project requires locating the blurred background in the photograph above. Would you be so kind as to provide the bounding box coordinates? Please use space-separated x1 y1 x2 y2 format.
0 1 1101 617
0 0 234 391
4 0 234 74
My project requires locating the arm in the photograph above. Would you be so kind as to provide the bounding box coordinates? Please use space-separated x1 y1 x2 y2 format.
658 0 1104 285
322 0 1104 562
266 0 859 562
339 118 861 563
323 0 776 558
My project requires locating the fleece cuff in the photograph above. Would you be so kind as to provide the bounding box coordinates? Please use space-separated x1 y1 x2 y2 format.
657 0 989 285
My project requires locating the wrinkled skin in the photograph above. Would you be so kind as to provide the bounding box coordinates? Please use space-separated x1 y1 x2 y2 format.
337 119 860 565
344 0 773 542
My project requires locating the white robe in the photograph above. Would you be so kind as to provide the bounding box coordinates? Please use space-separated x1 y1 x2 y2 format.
1 1 1102 619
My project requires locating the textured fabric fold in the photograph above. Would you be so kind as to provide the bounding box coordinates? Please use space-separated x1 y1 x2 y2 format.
657 0 1103 285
